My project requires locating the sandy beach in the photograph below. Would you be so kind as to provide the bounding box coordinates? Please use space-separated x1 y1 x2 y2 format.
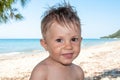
0 41 120 80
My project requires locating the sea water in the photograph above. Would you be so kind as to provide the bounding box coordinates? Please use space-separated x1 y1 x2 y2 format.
0 39 44 54
0 39 119 54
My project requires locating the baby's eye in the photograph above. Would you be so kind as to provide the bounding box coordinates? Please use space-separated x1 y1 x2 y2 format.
56 39 63 42
71 38 78 42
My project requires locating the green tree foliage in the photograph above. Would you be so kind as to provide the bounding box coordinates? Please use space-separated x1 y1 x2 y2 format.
101 29 120 38
0 0 30 23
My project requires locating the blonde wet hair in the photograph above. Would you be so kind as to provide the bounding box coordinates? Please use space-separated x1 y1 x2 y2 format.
41 2 81 39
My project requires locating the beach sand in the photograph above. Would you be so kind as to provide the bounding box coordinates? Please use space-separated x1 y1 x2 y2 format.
0 41 120 80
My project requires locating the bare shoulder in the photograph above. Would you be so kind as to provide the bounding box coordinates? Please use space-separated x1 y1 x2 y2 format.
29 60 48 80
73 64 84 80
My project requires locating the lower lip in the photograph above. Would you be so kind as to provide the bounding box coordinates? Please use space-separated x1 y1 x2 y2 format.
62 53 73 59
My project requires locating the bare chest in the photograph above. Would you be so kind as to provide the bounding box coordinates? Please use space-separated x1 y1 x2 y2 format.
47 68 79 80
47 74 79 80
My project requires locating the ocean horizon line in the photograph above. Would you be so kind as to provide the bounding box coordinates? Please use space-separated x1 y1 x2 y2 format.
0 38 116 40
0 37 120 40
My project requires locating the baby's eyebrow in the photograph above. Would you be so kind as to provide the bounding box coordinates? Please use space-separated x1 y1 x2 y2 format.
54 36 63 38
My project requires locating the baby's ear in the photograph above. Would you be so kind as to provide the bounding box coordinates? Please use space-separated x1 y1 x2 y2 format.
40 39 48 50
79 36 82 40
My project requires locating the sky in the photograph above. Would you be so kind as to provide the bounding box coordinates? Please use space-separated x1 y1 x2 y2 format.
0 0 120 39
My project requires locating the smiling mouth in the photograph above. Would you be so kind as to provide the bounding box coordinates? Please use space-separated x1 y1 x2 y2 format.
62 53 73 59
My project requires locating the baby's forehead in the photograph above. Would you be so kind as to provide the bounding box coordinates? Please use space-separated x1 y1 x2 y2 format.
43 22 81 39
50 22 80 31
46 22 80 37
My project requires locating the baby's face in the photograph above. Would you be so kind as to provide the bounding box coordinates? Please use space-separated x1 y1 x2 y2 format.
44 22 81 65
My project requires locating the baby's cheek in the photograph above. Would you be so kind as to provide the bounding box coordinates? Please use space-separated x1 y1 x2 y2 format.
74 46 80 52
53 45 62 51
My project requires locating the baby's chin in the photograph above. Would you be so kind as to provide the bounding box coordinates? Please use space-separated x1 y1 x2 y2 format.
60 59 74 66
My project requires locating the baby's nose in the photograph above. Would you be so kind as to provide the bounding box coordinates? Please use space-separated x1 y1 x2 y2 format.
64 41 73 50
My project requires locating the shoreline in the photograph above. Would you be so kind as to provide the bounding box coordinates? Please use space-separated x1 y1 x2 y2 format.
0 40 120 80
